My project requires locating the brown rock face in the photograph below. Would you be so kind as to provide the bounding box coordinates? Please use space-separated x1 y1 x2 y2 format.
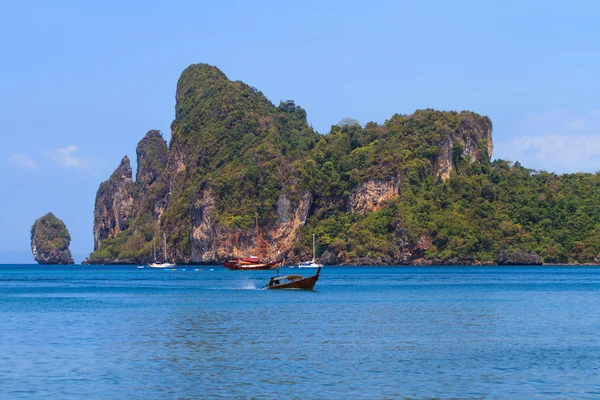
348 178 399 215
93 156 136 250
272 192 313 254
190 188 220 263
496 250 543 265
136 130 169 190
186 191 313 264
433 114 493 181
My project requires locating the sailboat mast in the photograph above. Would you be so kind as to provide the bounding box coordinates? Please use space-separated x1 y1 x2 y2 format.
312 233 316 262
153 238 156 261
255 212 260 258
255 211 267 259
163 233 167 261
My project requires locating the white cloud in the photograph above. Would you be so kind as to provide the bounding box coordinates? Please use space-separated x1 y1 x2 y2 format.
496 134 600 173
494 110 600 174
44 145 89 170
7 152 36 170
566 118 586 130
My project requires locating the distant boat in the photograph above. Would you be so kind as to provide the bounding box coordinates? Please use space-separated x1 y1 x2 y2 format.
149 262 175 269
298 234 323 268
267 267 321 290
149 233 175 268
223 256 281 270
223 213 282 270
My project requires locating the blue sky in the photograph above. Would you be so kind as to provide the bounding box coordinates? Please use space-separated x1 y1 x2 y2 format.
1 0 599 262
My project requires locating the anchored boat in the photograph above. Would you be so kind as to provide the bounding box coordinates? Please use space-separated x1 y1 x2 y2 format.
298 233 323 268
149 233 175 268
223 213 282 271
223 256 281 270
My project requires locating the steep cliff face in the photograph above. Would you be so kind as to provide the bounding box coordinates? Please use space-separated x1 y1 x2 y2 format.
31 213 74 264
186 190 313 264
136 130 169 190
90 132 169 263
190 188 220 263
348 178 399 215
90 64 319 264
93 156 136 250
272 192 313 254
433 114 493 181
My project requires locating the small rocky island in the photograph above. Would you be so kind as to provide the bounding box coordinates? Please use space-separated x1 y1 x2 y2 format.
31 213 74 264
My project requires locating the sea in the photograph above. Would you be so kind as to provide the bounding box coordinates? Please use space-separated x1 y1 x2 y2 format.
1 265 600 399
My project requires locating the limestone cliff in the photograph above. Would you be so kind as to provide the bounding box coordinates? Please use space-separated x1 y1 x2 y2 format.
90 131 169 263
136 130 169 190
90 64 318 264
272 192 313 257
93 156 136 251
31 213 74 264
348 178 399 215
433 113 492 181
189 188 220 262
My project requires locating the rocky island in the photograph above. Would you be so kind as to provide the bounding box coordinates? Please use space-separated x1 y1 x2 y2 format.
31 213 74 264
88 63 600 266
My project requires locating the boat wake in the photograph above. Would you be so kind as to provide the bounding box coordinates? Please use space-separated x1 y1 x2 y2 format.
231 281 262 290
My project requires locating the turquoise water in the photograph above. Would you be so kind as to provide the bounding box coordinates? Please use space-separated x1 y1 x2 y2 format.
2 265 600 399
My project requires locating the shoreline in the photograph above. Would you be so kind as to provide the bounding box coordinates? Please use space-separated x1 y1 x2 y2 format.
5 263 600 267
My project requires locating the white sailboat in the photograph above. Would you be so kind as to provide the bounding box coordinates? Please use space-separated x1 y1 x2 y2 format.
149 233 175 268
298 234 323 268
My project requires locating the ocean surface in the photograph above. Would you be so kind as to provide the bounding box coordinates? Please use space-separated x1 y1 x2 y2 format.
1 265 600 399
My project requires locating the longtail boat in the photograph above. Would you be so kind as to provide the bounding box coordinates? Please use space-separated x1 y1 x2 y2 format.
267 267 321 290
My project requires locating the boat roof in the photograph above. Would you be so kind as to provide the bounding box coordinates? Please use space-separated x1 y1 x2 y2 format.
271 274 303 281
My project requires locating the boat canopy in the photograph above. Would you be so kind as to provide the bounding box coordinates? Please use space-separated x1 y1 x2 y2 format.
271 275 303 281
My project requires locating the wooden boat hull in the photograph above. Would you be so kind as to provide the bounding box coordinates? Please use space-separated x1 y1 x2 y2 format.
223 260 280 270
267 267 321 289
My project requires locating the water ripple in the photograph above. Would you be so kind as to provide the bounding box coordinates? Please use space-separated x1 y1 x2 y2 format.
1 265 600 398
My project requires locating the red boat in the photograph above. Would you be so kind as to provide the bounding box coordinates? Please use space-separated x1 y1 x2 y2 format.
223 214 283 271
223 256 282 270
267 267 321 289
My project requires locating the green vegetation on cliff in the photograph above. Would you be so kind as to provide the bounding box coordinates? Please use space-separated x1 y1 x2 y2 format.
171 65 318 224
306 157 600 264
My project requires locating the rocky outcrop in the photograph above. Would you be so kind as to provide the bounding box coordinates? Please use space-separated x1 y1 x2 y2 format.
319 249 338 265
434 113 493 181
272 192 313 254
93 156 136 250
187 191 314 264
136 130 169 190
348 178 399 215
411 234 433 260
190 188 220 263
31 213 74 264
496 250 543 265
